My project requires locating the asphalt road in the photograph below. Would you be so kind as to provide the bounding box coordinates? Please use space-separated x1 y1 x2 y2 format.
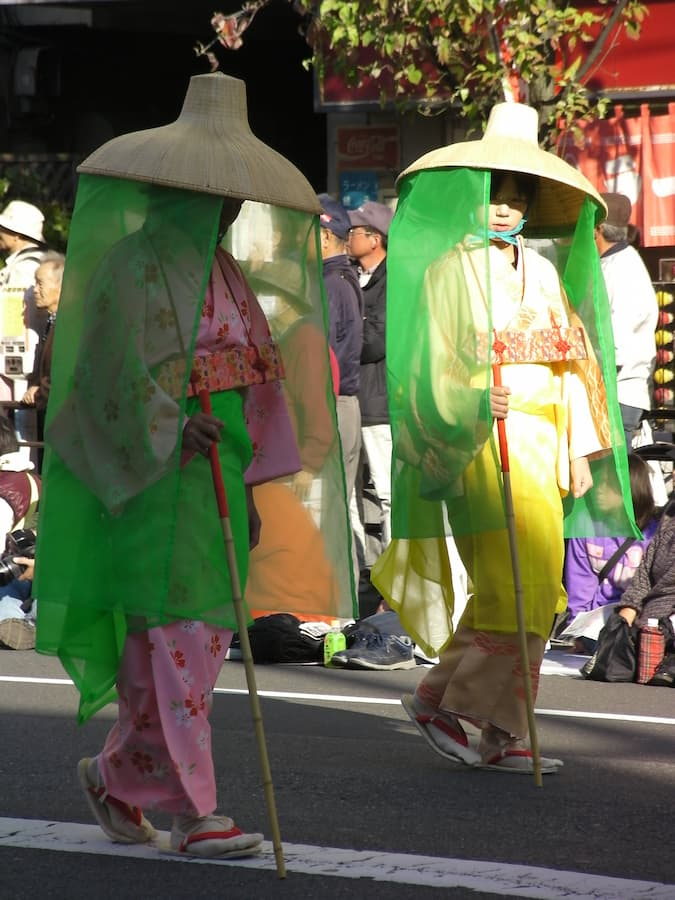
1 646 674 899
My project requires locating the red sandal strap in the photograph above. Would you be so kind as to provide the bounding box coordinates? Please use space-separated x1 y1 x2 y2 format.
88 785 144 827
416 713 469 748
180 826 244 851
486 748 532 766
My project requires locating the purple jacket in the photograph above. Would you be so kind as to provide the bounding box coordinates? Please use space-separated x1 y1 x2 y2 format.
563 516 659 619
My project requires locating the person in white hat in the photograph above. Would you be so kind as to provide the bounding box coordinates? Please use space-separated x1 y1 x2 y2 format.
594 192 658 449
372 101 639 774
0 199 47 453
33 73 351 856
0 200 47 338
0 199 44 244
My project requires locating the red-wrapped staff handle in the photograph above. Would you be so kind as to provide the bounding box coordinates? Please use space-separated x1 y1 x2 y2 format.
198 389 230 517
492 364 510 472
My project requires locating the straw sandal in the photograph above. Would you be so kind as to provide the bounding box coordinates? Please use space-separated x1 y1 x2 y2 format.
77 758 157 843
401 693 481 766
170 815 264 858
479 748 564 774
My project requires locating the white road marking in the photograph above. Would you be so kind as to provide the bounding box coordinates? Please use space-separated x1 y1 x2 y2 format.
0 817 672 898
1 675 674 726
1 676 672 895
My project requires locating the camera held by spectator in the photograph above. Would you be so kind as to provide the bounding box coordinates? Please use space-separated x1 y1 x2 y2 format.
0 527 36 585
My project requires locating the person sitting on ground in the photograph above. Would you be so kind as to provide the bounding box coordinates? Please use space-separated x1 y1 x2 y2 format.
0 415 40 541
0 412 40 650
242 247 352 625
614 496 675 685
0 537 37 651
561 452 661 652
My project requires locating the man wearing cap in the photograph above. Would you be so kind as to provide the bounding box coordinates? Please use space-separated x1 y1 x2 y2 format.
346 201 394 563
0 200 47 457
317 192 364 590
594 192 658 449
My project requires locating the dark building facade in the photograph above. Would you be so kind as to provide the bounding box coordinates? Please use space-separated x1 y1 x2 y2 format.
0 1 327 203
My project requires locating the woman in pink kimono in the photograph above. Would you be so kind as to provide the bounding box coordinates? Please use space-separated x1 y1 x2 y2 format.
34 75 344 856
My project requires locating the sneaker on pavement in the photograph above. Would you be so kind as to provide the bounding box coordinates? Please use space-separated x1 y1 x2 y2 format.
330 633 416 670
0 618 36 651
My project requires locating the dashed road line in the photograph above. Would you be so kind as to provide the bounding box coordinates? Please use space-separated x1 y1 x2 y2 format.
0 817 672 899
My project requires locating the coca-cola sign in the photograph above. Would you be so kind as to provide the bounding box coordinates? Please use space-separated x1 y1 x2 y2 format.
337 127 399 171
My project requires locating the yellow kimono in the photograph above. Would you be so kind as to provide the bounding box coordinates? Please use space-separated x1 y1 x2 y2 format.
374 238 621 655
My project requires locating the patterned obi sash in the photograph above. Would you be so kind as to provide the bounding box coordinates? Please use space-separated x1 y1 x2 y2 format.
155 339 285 399
476 326 588 365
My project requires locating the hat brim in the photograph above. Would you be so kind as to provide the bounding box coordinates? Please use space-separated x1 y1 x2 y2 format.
348 210 371 228
0 216 44 244
398 136 607 233
77 74 320 216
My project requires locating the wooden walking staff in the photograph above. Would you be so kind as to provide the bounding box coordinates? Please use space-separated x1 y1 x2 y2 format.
491 352 543 788
198 388 287 877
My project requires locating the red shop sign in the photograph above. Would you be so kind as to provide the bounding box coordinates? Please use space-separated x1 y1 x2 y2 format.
559 103 675 248
337 126 400 171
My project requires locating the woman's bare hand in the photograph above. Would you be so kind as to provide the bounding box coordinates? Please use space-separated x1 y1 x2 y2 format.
490 385 511 419
291 469 314 501
182 413 224 456
570 457 593 498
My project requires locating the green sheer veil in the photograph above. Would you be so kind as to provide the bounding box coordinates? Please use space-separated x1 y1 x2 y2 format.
385 167 638 545
371 165 638 654
34 176 354 722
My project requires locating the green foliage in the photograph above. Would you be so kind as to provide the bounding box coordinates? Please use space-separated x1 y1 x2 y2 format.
41 201 71 254
293 0 648 144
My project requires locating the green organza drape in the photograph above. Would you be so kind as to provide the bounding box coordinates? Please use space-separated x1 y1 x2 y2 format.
35 176 354 722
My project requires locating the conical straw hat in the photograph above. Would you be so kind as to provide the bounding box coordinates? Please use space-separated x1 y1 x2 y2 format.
77 73 320 215
398 102 606 232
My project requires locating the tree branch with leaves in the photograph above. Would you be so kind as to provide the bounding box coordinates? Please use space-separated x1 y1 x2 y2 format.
199 0 648 145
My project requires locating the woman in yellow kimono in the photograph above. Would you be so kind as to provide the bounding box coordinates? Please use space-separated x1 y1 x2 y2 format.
373 103 638 774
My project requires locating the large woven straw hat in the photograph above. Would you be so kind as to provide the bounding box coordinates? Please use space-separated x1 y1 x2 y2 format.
78 73 320 215
398 102 606 231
